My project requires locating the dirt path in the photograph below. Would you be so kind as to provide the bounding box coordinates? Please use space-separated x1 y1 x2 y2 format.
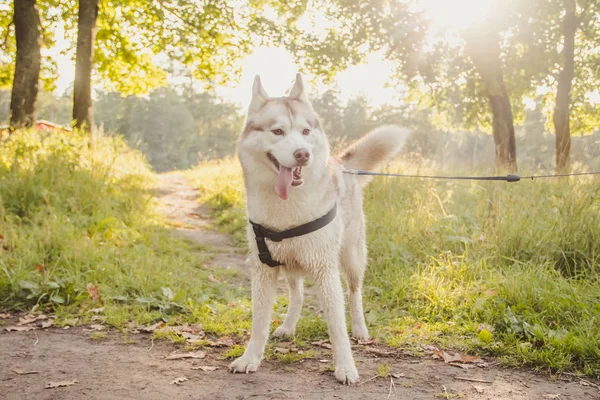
1 172 598 400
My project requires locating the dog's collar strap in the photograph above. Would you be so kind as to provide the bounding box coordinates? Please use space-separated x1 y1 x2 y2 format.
249 204 337 267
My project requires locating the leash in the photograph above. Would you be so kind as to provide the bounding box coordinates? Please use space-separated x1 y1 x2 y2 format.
340 165 600 182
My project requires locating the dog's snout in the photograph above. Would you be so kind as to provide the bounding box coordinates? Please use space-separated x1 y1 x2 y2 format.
294 148 310 164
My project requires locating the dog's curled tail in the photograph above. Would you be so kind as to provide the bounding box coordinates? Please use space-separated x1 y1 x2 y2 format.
337 125 410 188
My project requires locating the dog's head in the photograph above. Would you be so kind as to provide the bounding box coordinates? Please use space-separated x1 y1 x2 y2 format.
238 73 328 200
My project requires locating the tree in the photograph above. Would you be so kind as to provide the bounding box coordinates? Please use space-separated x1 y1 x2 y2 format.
72 0 98 132
509 0 600 172
310 87 345 137
285 1 529 172
464 25 517 172
9 0 41 129
548 0 599 172
93 87 244 171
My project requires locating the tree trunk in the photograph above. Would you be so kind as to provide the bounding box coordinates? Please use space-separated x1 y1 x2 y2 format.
9 0 41 130
73 0 99 133
553 0 577 173
466 31 518 173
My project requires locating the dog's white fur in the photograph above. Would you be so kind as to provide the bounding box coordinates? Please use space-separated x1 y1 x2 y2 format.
229 74 409 384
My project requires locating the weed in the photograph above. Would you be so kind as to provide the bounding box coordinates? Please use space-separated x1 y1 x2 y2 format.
321 364 335 372
152 329 185 344
224 345 245 359
376 363 392 377
89 332 107 340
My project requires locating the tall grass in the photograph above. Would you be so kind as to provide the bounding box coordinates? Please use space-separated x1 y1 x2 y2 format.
188 158 600 377
0 130 238 328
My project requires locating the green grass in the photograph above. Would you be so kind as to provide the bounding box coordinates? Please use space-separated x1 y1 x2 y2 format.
224 344 246 359
0 130 234 329
187 158 600 378
3 130 598 377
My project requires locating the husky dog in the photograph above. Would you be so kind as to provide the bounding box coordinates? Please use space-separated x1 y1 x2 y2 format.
229 73 409 384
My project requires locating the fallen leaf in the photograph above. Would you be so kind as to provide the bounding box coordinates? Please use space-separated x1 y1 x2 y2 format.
449 363 476 370
83 324 105 332
171 377 188 385
34 264 46 273
311 340 333 349
41 319 55 329
12 369 41 375
86 283 102 303
206 337 234 347
579 380 600 389
139 322 165 333
6 326 37 332
191 366 218 372
45 380 78 389
357 338 377 346
433 350 481 364
165 351 206 360
18 314 47 325
182 332 204 342
62 318 79 326
473 385 485 394
207 275 221 283
0 313 11 319
91 315 106 323
275 347 290 354
414 322 422 329
364 347 393 356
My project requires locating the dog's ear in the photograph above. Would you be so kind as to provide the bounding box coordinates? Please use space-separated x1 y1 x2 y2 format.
288 73 309 104
248 75 269 114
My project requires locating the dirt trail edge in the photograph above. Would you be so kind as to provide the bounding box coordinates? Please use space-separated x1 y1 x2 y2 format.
1 173 598 400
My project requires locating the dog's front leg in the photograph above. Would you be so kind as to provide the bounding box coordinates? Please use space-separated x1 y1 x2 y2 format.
229 266 277 374
315 268 359 384
273 273 303 338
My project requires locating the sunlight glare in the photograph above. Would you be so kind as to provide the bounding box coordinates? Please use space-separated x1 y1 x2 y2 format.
420 0 496 30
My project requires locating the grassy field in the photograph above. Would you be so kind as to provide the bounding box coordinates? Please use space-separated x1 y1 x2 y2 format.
188 158 600 378
2 131 599 378
0 130 241 331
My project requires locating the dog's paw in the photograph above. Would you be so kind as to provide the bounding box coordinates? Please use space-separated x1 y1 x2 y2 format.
351 326 370 342
272 325 294 338
334 363 359 385
229 355 261 374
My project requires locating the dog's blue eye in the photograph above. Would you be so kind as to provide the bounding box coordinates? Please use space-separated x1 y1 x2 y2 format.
272 129 284 136
302 129 310 136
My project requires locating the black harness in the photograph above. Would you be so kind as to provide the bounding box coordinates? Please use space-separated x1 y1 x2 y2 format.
249 204 337 267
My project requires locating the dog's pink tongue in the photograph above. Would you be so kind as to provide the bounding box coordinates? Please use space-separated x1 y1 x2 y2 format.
275 167 293 200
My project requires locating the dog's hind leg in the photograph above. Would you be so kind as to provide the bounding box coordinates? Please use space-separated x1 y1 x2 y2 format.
315 266 359 384
341 245 370 341
229 265 278 374
273 270 303 338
